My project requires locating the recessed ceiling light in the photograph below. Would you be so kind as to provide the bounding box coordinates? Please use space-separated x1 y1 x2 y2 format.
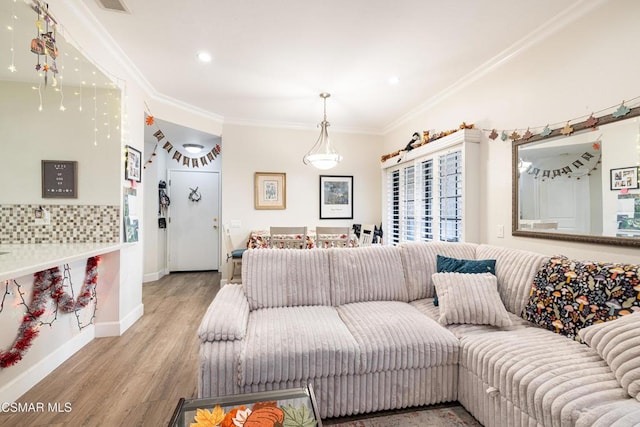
197 51 212 63
388 76 400 85
183 143 204 154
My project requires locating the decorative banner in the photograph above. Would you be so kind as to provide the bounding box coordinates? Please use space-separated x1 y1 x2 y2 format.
525 150 601 181
143 109 222 169
485 97 640 146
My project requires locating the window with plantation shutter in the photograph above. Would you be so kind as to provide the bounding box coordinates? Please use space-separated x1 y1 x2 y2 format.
388 169 400 245
382 129 481 245
439 151 462 242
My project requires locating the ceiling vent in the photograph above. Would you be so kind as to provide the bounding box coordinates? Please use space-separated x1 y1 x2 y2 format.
95 0 130 13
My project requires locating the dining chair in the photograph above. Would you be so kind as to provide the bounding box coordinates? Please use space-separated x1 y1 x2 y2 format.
223 224 246 283
270 226 308 249
359 224 375 246
315 226 350 248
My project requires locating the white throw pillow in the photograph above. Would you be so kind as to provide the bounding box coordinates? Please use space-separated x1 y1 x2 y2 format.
578 311 640 401
432 272 512 327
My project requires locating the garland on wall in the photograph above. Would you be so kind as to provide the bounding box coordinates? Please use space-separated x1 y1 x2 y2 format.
0 257 99 368
483 97 640 144
143 107 221 169
381 96 640 164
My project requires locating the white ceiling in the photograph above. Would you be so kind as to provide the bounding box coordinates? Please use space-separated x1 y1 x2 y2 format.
49 1 605 134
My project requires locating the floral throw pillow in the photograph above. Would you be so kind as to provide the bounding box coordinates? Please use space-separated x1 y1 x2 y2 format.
521 256 640 341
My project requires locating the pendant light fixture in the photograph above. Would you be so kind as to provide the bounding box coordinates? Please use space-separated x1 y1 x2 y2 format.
303 92 342 170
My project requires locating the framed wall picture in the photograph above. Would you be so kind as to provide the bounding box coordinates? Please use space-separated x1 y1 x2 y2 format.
320 175 353 219
254 172 286 210
125 145 142 182
42 160 78 198
610 166 639 190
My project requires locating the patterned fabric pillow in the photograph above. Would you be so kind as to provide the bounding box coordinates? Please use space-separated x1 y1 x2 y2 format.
578 311 640 401
433 255 496 306
433 272 512 327
521 256 640 341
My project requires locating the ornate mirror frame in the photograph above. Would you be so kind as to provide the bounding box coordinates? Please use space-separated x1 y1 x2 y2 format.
512 105 640 247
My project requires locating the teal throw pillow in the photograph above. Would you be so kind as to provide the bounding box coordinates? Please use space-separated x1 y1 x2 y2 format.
434 255 496 306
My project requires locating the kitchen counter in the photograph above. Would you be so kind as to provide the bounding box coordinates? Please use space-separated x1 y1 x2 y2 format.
0 242 126 282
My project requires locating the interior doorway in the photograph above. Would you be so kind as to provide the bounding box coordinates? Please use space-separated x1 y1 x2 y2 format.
167 170 220 271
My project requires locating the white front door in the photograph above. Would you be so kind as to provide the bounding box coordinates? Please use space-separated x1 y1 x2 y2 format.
167 170 220 271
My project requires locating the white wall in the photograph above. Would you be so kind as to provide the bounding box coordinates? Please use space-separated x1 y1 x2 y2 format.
0 82 120 205
221 123 382 277
382 0 640 264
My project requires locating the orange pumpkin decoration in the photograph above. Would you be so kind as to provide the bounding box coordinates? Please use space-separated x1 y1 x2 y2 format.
243 407 285 427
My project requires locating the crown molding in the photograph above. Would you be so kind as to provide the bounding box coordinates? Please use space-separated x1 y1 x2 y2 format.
382 0 610 135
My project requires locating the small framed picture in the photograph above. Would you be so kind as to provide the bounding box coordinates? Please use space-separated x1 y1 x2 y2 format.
125 145 142 182
610 166 639 190
320 175 353 219
42 160 77 198
254 172 286 210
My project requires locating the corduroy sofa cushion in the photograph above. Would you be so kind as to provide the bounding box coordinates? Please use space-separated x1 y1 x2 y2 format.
337 300 459 373
579 311 640 401
432 272 512 327
198 284 249 342
241 306 361 385
476 244 548 315
399 241 478 301
242 248 332 310
330 245 408 305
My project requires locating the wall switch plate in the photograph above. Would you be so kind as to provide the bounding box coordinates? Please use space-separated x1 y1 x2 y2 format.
34 207 51 225
496 224 504 238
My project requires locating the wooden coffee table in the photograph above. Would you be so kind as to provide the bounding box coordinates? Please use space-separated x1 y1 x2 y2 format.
168 385 323 427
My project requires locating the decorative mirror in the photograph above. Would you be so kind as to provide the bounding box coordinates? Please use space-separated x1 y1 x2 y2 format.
512 104 640 247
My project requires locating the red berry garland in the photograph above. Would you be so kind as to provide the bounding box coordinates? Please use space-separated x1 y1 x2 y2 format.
0 256 100 368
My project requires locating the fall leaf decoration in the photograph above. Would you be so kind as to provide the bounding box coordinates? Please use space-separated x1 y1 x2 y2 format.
190 405 225 427
585 114 598 128
612 102 631 118
145 115 155 126
509 130 520 141
220 406 247 427
560 122 574 136
540 125 552 137
489 129 498 140
281 405 317 427
522 128 533 140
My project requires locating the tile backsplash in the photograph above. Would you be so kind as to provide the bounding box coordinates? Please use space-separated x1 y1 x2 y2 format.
0 204 120 244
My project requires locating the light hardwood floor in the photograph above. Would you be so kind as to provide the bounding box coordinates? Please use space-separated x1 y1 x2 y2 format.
0 271 220 427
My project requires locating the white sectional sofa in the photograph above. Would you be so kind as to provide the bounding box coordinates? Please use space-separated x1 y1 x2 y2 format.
197 242 640 425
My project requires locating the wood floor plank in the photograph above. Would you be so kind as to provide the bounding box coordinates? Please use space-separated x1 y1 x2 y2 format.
0 271 220 427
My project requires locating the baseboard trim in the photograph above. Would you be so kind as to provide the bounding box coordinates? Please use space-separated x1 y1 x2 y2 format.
0 325 95 403
95 303 144 337
143 270 166 283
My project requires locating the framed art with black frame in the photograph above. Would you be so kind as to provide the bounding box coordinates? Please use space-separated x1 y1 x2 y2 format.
125 145 142 182
610 166 639 190
319 175 353 219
